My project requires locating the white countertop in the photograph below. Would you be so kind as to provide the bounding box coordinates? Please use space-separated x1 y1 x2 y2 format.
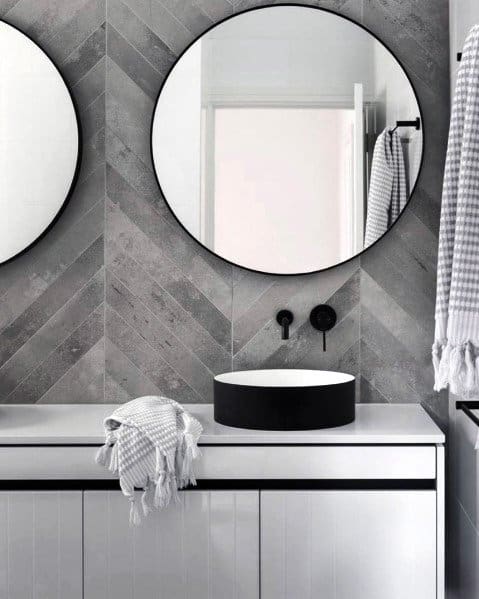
0 404 444 445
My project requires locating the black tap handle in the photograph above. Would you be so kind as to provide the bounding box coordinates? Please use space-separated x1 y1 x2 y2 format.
276 310 294 341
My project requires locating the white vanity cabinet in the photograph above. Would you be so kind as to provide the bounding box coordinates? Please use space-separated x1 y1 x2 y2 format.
83 490 259 599
261 490 437 599
0 404 445 599
0 491 82 599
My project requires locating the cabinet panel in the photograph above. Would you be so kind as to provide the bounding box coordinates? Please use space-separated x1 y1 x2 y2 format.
261 490 436 599
0 491 82 599
84 490 259 599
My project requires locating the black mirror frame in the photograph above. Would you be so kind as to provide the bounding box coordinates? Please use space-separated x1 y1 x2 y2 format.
150 3 425 277
0 20 82 267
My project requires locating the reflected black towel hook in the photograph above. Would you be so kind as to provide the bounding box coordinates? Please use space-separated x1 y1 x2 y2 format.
390 117 421 134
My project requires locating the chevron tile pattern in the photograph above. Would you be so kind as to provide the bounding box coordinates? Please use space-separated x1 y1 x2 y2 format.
0 0 449 424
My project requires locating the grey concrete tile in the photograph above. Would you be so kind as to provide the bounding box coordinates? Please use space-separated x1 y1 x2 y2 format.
106 306 202 402
107 242 231 369
360 269 433 359
62 23 106 87
4 305 104 404
73 56 106 111
360 340 422 404
107 23 160 101
231 269 276 322
0 0 20 17
105 337 161 399
0 269 104 400
109 0 177 75
78 127 105 182
361 238 435 338
107 199 232 331
158 0 213 36
234 292 359 371
365 227 436 299
233 259 359 353
359 376 388 404
106 92 152 169
297 306 360 371
80 92 105 140
122 0 192 55
232 0 361 20
362 0 449 92
29 0 98 42
67 166 105 224
106 164 233 314
408 184 441 238
195 0 233 21
365 0 448 68
43 0 106 63
338 342 360 402
106 56 154 130
38 338 105 404
0 201 104 318
2 0 51 25
361 305 434 400
105 372 131 404
390 207 439 278
0 236 103 366
106 128 157 200
106 270 214 400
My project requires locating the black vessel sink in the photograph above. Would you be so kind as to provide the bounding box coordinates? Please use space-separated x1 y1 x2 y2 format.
214 369 355 431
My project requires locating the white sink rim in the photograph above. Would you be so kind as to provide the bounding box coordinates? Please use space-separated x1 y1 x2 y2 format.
214 369 354 388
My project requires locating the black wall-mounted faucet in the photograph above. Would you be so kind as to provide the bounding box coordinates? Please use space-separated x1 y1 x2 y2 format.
310 304 337 351
276 310 294 340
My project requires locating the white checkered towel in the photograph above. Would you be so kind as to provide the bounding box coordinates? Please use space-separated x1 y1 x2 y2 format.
364 128 407 247
95 397 202 525
433 25 479 395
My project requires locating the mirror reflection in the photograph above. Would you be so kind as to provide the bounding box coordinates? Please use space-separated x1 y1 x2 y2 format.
152 6 423 274
0 22 79 264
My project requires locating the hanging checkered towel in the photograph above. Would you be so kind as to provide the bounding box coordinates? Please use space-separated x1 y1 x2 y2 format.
364 128 407 247
95 396 202 525
433 25 479 395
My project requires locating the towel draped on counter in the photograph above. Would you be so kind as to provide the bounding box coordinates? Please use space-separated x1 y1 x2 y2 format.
433 25 479 396
364 128 407 247
95 396 203 525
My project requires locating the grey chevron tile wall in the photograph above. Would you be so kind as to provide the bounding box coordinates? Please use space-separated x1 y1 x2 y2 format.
0 0 449 424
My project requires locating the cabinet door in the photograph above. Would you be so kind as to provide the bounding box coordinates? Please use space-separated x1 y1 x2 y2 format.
0 491 82 599
261 490 436 599
84 490 259 599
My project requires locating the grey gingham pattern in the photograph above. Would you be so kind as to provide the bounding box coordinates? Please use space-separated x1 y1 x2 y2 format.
364 129 407 248
96 396 202 524
433 25 479 395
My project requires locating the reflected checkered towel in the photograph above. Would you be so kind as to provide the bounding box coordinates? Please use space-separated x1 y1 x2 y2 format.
433 25 479 395
95 397 202 525
364 129 407 247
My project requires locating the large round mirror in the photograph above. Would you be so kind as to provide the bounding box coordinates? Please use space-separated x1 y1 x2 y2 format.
0 21 80 264
152 6 423 275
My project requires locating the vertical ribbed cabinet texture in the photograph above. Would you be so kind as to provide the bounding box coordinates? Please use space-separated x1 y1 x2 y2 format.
83 490 259 599
260 491 437 599
0 491 82 599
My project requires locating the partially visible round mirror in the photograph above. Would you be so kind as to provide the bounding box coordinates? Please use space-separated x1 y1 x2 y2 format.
152 6 423 275
0 21 80 264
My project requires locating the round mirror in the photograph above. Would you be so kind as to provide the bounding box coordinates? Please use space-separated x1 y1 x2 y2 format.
0 22 80 264
152 6 423 275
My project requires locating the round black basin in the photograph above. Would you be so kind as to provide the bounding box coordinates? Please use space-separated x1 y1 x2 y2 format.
214 369 355 431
